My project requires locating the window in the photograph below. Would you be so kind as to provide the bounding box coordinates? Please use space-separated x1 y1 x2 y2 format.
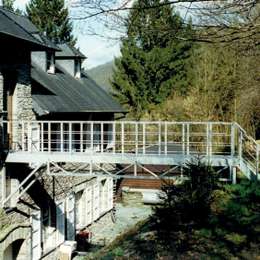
46 52 55 74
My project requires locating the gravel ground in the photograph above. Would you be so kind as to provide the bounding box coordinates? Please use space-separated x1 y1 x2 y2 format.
74 203 152 259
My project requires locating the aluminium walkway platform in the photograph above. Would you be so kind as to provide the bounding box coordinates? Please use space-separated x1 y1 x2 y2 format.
1 120 259 180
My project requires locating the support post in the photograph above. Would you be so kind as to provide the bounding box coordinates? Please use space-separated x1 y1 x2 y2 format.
134 162 137 177
238 130 243 162
231 166 237 184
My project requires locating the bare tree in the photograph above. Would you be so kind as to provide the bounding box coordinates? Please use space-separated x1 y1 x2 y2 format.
69 0 260 45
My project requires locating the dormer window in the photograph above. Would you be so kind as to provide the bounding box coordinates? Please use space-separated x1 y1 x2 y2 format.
46 52 55 74
75 59 81 79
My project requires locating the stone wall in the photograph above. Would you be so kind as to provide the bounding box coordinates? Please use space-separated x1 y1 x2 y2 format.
0 225 31 260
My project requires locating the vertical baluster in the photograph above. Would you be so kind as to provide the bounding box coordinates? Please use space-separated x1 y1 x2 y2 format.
101 122 104 153
143 123 146 155
256 144 259 176
135 122 138 155
158 122 161 155
206 123 212 157
186 123 190 156
113 122 116 154
209 123 212 157
80 122 83 153
41 122 44 152
164 122 167 155
69 122 72 153
182 123 185 155
61 122 64 152
239 130 243 162
48 122 51 152
231 123 235 157
121 122 124 154
91 122 94 151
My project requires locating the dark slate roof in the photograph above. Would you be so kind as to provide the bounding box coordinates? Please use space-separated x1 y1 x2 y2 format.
31 63 125 115
0 7 58 50
56 44 86 59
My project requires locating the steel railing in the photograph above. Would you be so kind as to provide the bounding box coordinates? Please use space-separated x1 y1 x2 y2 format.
0 120 259 176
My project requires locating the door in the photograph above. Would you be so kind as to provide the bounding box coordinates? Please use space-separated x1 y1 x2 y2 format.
66 193 75 241
56 201 65 245
31 210 42 260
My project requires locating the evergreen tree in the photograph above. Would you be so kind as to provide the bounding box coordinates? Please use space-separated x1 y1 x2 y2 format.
111 0 193 118
3 0 14 11
26 0 76 45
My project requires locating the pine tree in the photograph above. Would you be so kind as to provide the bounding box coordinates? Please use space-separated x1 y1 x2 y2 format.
111 0 193 118
26 0 76 45
3 0 14 11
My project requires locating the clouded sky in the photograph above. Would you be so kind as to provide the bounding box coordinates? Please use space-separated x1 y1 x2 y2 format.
14 0 121 69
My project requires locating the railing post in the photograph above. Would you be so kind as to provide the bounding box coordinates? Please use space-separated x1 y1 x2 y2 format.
207 123 212 158
164 122 167 155
186 123 190 156
231 123 235 157
239 129 243 162
182 123 185 155
256 144 259 176
41 122 44 152
158 122 161 155
69 122 72 153
113 122 116 154
101 122 104 153
135 122 138 155
80 122 83 153
90 122 94 151
143 122 146 155
48 122 51 152
61 122 64 152
121 122 124 154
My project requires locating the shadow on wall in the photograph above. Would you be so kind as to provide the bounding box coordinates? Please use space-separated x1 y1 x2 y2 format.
9 163 57 227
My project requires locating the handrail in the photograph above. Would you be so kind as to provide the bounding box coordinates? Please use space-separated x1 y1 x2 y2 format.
0 120 259 178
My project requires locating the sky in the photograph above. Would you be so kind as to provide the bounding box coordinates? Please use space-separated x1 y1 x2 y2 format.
14 0 121 69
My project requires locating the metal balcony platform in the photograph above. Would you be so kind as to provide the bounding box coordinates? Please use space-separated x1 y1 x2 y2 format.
1 120 259 180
